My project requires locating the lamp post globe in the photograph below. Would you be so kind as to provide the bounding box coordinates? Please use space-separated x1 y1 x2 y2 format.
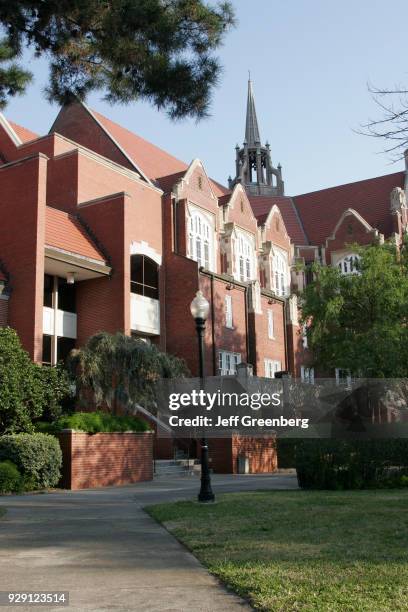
190 290 215 503
190 290 210 321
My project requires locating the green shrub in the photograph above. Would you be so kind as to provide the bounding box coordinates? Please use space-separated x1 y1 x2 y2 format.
53 411 151 433
277 439 297 468
0 433 62 489
0 460 21 493
0 327 71 434
296 439 408 490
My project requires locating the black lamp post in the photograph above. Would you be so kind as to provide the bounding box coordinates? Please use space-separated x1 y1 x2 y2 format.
190 290 215 503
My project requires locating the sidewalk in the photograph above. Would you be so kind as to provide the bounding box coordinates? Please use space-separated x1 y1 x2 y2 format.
0 473 297 611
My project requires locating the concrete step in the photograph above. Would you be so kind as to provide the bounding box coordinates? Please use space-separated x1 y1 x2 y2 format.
154 459 199 478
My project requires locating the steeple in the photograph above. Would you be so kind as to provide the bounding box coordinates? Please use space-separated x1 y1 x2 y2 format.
245 78 261 146
229 77 284 197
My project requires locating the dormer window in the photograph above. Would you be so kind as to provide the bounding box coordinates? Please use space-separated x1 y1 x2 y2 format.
188 208 213 271
338 254 360 275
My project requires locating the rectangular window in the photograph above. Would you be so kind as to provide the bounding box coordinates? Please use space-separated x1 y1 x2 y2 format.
264 359 281 378
225 294 233 328
302 323 308 348
219 351 241 375
335 368 352 388
301 366 314 384
245 259 251 280
267 310 274 339
204 242 210 269
239 257 244 282
42 335 52 366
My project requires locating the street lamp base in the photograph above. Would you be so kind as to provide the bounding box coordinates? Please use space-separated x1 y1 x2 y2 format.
198 491 215 503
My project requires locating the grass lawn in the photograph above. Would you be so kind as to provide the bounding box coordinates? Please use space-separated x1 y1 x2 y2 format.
147 490 408 611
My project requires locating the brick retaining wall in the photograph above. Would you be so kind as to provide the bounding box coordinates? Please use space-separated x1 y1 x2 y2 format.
203 434 277 474
58 431 153 490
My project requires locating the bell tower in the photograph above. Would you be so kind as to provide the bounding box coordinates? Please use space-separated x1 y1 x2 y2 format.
229 78 284 196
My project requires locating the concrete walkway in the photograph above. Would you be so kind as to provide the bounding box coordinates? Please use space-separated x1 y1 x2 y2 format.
0 473 297 611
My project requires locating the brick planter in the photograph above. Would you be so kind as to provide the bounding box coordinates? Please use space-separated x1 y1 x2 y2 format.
57 431 153 490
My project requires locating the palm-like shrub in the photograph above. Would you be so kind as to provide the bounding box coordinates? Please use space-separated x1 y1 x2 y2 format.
68 332 188 414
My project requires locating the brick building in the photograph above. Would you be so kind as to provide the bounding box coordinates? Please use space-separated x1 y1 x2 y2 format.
0 78 407 388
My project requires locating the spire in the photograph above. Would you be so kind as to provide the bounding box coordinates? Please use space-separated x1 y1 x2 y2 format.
229 77 284 197
245 77 261 146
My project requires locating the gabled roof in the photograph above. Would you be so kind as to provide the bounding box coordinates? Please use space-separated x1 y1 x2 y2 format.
293 171 405 246
7 120 39 143
45 207 107 263
90 108 228 196
249 195 309 245
91 108 186 184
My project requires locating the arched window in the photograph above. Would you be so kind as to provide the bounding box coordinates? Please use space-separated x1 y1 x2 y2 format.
272 251 289 296
131 255 159 299
188 210 213 269
236 231 254 282
337 254 360 275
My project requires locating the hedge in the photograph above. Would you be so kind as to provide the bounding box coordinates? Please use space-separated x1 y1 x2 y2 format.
0 433 62 489
296 439 408 489
50 411 151 434
0 460 21 494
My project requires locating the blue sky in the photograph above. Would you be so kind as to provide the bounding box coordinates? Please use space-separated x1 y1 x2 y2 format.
5 0 408 194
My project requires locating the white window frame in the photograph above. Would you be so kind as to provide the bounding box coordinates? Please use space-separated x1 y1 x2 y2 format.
267 309 275 339
188 208 214 271
337 254 360 275
301 366 314 384
219 350 241 375
264 359 281 378
225 294 233 329
235 230 255 283
272 249 289 297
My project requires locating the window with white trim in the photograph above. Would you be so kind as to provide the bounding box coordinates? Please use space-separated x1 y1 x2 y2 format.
188 209 213 270
337 254 360 275
301 366 314 384
272 251 289 296
235 231 254 282
264 359 281 378
335 368 352 387
225 294 233 328
267 310 274 339
218 351 241 375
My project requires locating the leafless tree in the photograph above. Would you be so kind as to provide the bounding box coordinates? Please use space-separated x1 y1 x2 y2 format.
360 83 408 160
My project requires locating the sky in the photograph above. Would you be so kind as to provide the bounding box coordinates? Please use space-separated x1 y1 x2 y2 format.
5 0 408 195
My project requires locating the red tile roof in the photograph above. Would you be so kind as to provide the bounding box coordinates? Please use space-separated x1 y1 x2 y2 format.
45 207 106 262
90 109 228 196
8 120 39 143
249 195 309 245
155 170 187 194
293 171 405 245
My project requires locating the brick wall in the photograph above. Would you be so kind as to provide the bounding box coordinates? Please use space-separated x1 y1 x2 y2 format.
0 154 47 361
0 296 9 326
205 435 277 473
58 431 153 489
